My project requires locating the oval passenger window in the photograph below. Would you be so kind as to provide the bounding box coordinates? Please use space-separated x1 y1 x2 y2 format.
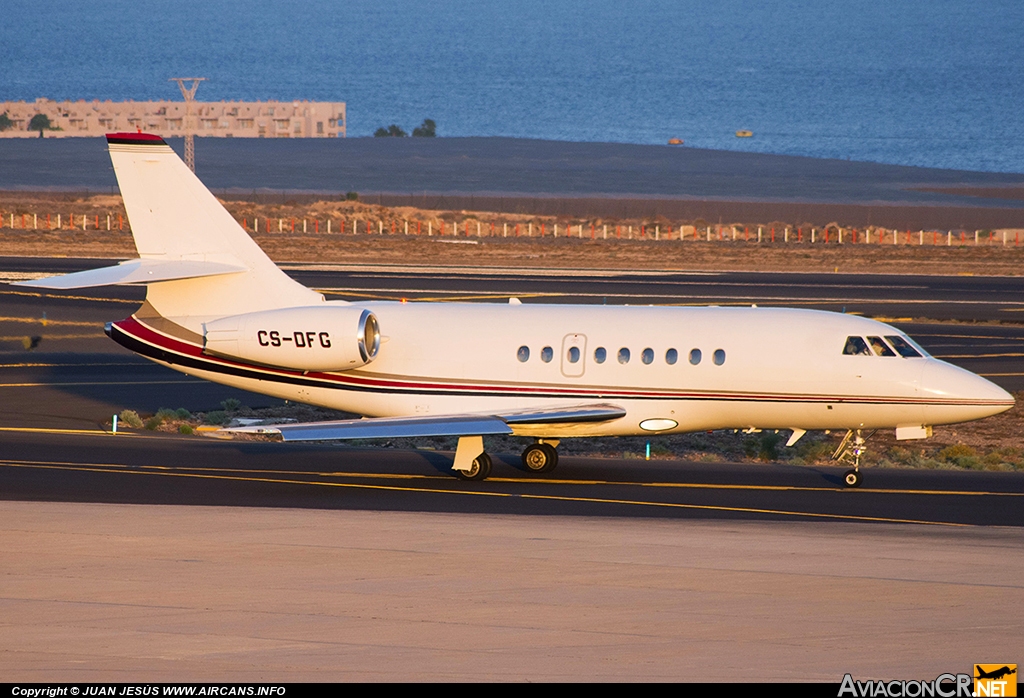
517 346 530 362
618 348 630 364
568 346 580 363
689 348 701 365
666 348 678 365
594 347 607 363
641 348 654 364
541 346 553 363
713 349 726 365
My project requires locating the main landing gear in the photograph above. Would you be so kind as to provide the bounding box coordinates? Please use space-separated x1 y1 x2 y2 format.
455 452 492 481
451 437 561 481
453 435 492 481
832 429 874 488
522 441 559 474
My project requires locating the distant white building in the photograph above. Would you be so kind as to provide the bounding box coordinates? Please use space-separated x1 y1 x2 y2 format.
0 98 346 138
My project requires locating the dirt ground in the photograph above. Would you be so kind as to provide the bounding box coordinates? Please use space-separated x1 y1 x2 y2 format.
3 192 1024 275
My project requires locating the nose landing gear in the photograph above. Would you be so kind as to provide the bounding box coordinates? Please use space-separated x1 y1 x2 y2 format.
833 429 873 488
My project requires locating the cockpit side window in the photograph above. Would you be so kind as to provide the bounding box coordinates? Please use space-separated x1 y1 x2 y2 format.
885 335 923 358
867 336 897 356
843 336 871 356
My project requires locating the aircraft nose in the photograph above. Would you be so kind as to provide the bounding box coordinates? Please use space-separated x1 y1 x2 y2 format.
921 360 1014 419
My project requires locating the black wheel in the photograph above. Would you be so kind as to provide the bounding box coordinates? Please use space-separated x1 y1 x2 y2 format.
843 469 862 488
522 443 558 474
456 452 492 481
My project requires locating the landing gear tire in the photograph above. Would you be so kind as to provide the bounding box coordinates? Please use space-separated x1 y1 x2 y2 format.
522 443 558 474
834 429 871 489
456 452 492 481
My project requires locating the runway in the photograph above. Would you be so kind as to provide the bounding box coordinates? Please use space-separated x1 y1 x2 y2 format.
2 426 1023 527
2 258 1023 679
5 136 1023 206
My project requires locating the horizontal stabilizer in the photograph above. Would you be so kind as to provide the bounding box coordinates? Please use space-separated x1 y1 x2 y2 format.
14 258 248 290
227 403 626 442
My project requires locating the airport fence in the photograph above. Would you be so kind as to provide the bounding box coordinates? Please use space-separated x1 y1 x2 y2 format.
2 209 1023 247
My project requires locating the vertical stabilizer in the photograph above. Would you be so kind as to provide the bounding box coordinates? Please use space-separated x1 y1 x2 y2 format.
106 132 320 326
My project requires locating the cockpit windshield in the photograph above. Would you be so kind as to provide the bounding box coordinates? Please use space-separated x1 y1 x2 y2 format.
867 336 897 356
885 335 924 358
844 334 927 357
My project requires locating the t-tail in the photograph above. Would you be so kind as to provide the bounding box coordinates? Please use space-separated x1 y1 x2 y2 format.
18 132 322 332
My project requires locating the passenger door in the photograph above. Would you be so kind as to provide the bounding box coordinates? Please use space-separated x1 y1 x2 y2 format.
561 333 587 378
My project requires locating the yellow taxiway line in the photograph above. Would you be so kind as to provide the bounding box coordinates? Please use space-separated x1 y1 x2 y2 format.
1 457 1020 498
0 362 140 368
0 315 101 327
0 289 137 304
1 459 1017 527
0 428 122 436
0 380 200 388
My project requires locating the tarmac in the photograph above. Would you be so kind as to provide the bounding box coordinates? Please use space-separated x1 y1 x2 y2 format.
2 502 1020 681
3 136 1024 207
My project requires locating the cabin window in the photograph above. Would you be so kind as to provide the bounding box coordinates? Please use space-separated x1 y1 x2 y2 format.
618 348 630 364
666 348 678 365
713 349 726 365
541 346 553 363
517 346 530 362
885 335 923 358
594 347 607 363
843 336 871 355
641 348 654 364
867 336 896 357
689 348 701 365
567 346 580 363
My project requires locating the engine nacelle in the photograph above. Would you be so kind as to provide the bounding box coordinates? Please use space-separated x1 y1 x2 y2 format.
203 305 380 371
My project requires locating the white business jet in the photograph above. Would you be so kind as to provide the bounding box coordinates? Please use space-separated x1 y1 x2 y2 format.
18 133 1014 487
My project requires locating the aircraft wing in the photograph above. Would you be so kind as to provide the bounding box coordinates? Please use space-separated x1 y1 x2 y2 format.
228 403 627 442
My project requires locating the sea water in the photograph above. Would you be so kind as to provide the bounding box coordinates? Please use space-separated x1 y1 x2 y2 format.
1 0 1022 173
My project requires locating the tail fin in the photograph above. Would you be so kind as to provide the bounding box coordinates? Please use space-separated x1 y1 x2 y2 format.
107 132 320 324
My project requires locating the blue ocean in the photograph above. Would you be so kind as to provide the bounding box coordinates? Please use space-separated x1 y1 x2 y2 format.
2 0 1022 173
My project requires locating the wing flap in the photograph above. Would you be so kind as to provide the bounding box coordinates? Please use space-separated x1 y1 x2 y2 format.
501 404 627 424
14 258 248 289
235 415 513 441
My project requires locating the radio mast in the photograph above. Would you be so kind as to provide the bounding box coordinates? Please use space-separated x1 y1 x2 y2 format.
169 77 206 172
